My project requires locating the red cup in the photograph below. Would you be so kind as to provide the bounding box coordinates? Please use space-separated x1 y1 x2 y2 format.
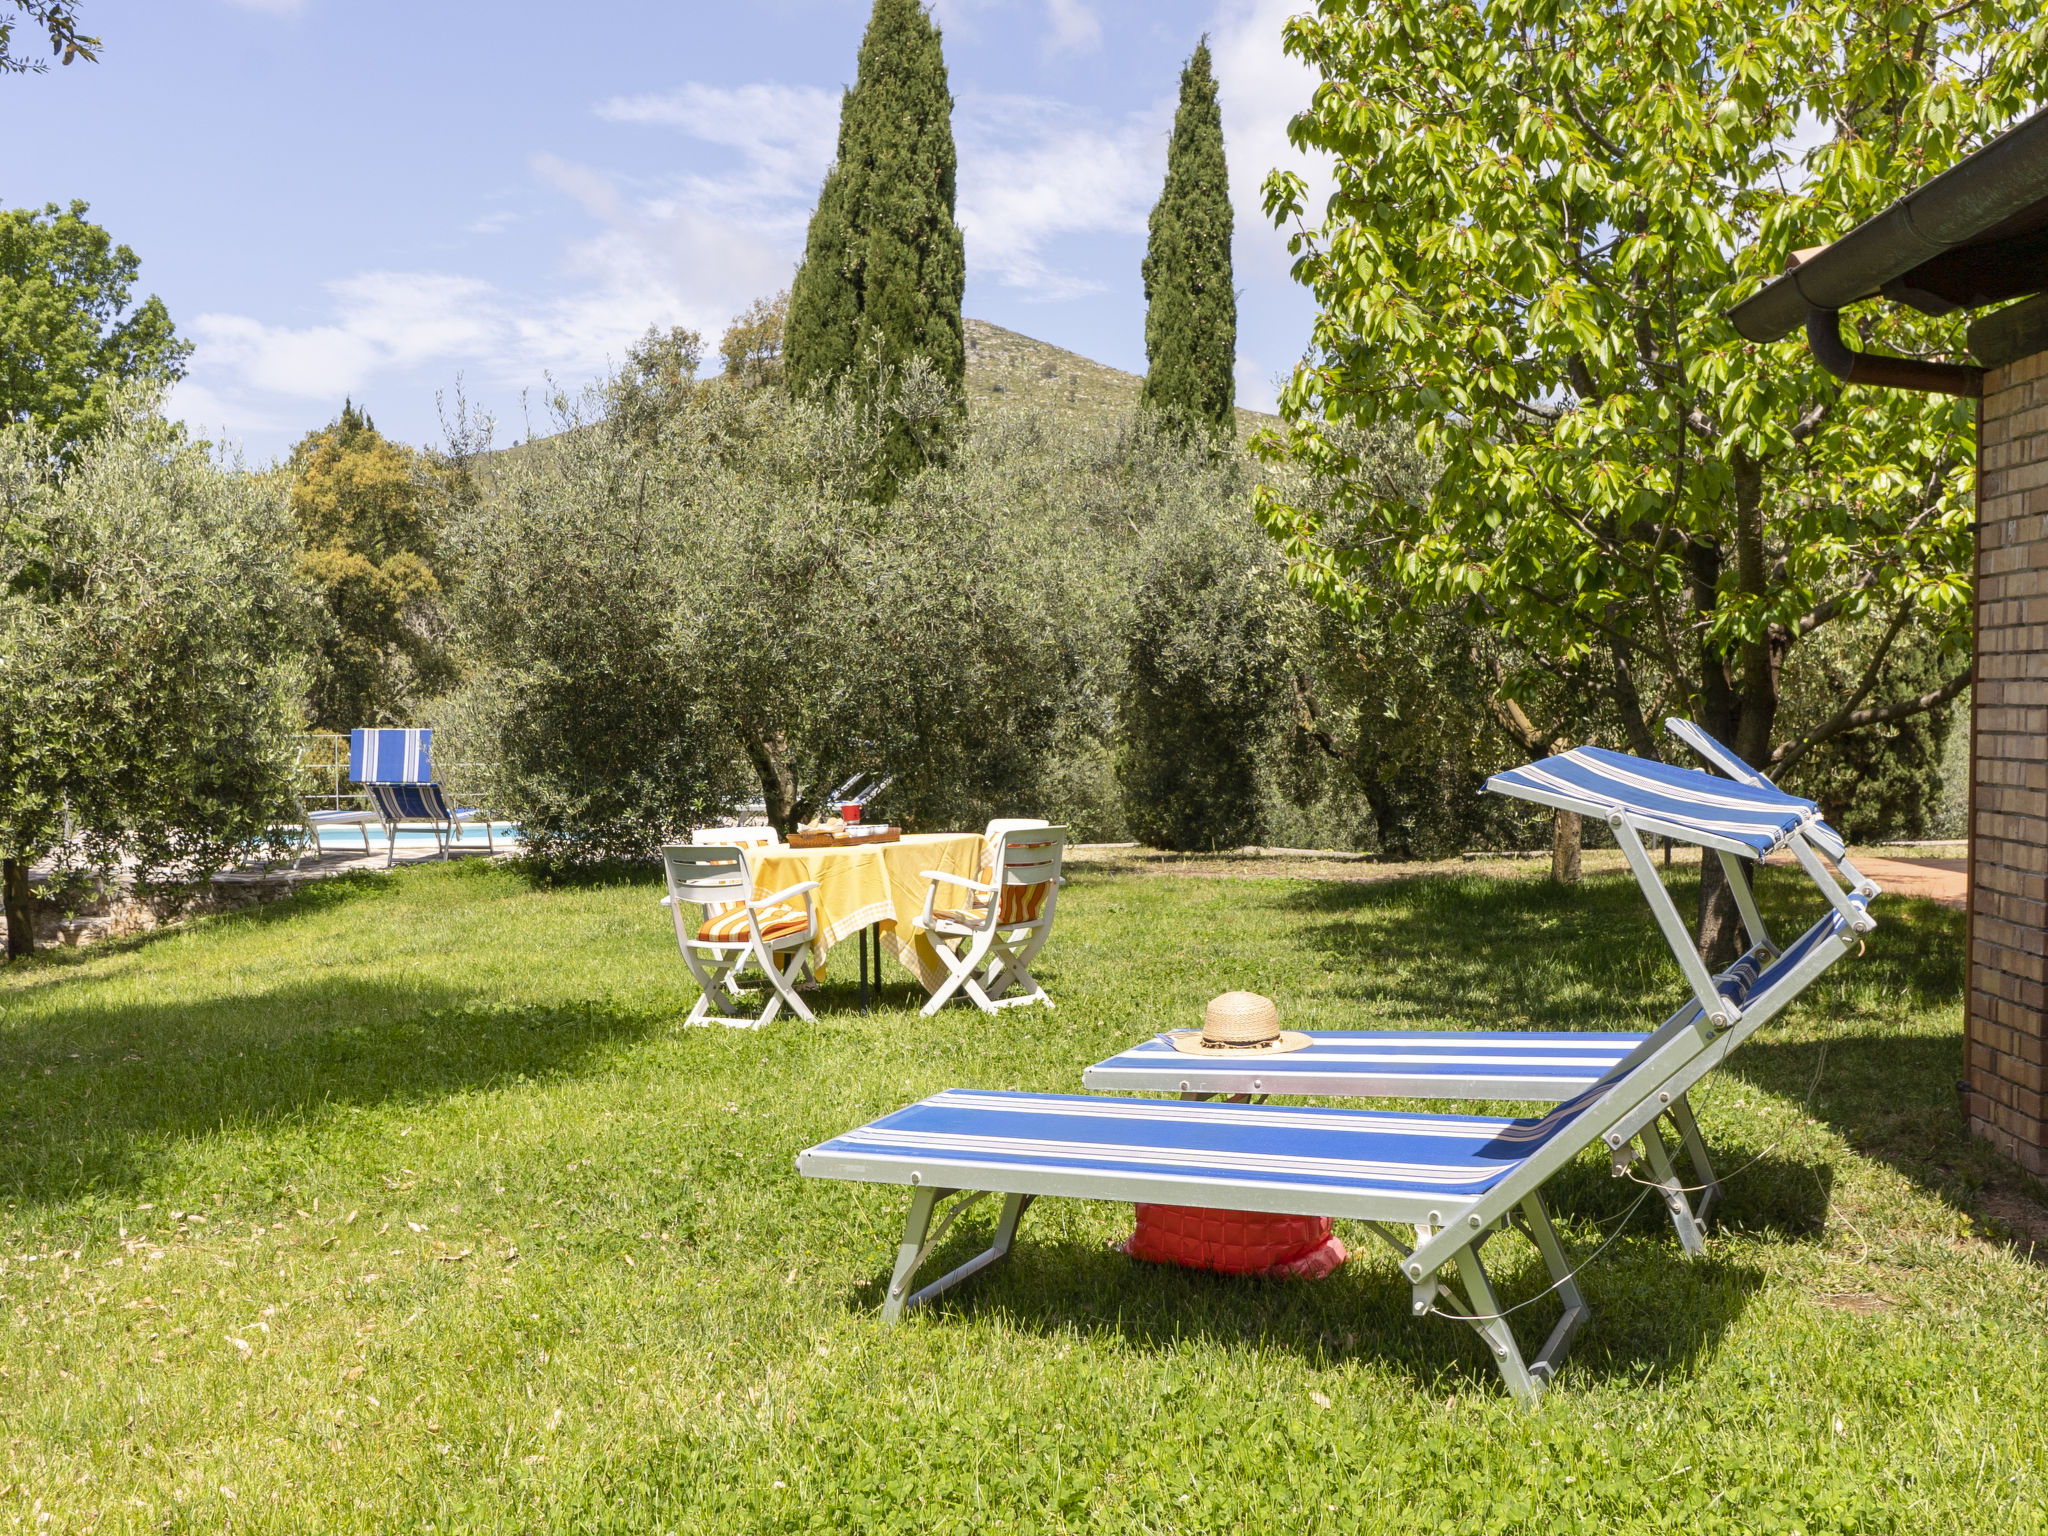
840 801 862 824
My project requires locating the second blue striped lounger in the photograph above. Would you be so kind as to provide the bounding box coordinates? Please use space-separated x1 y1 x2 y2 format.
350 728 495 867
1081 719 1882 1255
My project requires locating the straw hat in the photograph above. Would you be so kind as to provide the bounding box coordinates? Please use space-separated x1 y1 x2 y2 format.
1166 991 1312 1056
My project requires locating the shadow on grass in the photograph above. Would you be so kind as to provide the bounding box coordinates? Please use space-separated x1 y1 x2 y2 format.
0 873 406 991
849 1196 1768 1398
0 976 659 1207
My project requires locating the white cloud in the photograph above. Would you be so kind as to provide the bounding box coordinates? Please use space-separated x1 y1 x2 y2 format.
956 92 1164 297
187 273 503 404
595 82 842 209
1207 0 1329 264
604 76 1161 302
1042 0 1101 56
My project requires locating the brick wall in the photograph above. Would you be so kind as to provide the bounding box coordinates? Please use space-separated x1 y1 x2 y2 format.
1970 345 2048 1175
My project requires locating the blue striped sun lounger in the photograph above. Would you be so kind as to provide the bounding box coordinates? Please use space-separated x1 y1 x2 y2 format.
1080 718 1879 1258
800 1087 1603 1401
348 729 495 867
801 721 1880 1403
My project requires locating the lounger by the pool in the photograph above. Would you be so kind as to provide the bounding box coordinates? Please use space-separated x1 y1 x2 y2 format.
1081 721 1880 1254
799 727 1876 1401
350 728 495 867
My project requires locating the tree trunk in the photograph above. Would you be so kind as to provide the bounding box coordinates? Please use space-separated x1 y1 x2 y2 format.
738 724 802 836
1550 810 1582 884
3 858 35 961
1686 455 1782 972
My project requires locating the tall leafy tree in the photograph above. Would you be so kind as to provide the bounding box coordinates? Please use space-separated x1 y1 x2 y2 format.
288 402 453 729
0 201 189 459
1140 38 1237 439
785 0 965 422
720 290 789 392
0 398 309 957
1256 0 2045 960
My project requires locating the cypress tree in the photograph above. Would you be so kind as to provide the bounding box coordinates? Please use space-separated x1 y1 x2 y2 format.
1140 39 1236 439
785 0 965 407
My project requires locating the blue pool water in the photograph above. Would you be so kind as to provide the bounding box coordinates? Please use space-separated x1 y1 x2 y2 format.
306 821 523 853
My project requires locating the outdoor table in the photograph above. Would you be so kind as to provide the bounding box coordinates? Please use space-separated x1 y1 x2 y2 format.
744 832 986 1008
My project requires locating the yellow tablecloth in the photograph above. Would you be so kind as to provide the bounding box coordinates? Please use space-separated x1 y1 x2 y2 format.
746 833 985 991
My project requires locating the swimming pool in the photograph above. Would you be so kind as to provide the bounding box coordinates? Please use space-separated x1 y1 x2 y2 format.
302 821 524 854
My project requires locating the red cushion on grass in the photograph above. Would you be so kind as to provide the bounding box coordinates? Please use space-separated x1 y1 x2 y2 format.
1121 1204 1348 1279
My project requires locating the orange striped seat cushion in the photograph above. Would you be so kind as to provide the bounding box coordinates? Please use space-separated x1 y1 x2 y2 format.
697 902 808 944
936 880 1050 930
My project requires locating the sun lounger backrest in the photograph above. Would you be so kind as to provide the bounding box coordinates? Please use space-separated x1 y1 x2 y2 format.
1489 745 1822 857
1486 732 1877 1028
366 781 455 823
351 728 433 786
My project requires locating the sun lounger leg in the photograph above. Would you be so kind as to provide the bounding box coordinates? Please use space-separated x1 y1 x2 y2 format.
1637 1124 1707 1257
881 1186 945 1324
1448 1243 1541 1406
1518 1193 1589 1384
880 1189 1034 1323
905 1193 1033 1313
1666 1096 1722 1223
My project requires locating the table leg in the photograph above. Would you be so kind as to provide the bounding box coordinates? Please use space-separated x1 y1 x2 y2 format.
860 924 870 1012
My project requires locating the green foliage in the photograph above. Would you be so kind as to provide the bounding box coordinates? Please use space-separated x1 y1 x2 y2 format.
718 291 787 392
1254 0 2045 777
446 352 1092 864
0 395 310 934
610 325 704 447
0 1 96 73
0 201 190 459
0 858 2027 1531
1275 600 1550 858
1140 38 1237 440
1116 480 1281 850
287 401 457 730
1779 622 1958 840
785 0 966 484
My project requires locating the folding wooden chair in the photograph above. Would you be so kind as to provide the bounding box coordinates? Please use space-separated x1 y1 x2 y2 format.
912 826 1066 1016
661 844 819 1028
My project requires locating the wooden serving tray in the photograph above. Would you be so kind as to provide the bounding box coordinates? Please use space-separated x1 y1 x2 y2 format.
787 826 903 849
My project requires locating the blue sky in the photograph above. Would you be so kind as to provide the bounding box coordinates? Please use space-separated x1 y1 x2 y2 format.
3 0 1327 460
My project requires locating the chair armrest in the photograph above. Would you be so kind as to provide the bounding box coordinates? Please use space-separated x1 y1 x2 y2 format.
751 879 821 909
922 871 994 895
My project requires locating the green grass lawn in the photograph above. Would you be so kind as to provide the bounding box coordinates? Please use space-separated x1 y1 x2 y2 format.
0 858 2042 1533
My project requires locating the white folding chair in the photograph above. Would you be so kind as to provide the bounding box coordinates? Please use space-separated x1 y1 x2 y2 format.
912 826 1066 1017
660 844 819 1028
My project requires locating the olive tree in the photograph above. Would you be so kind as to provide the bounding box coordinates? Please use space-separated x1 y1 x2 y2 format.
0 398 310 956
445 347 1097 864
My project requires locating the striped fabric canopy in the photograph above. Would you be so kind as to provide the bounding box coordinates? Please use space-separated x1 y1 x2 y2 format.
351 728 433 785
800 1088 1596 1201
1488 745 1829 855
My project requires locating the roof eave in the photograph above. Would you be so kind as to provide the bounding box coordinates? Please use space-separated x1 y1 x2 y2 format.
1727 105 2048 344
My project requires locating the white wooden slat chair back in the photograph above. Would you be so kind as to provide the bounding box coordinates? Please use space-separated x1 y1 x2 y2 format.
659 844 819 1030
913 825 1067 1016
